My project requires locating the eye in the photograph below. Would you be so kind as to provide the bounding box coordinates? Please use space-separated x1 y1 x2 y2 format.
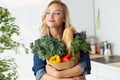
54 12 60 15
46 11 51 15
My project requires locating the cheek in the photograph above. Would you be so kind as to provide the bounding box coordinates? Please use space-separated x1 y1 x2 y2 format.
45 16 48 21
45 17 49 24
56 17 65 24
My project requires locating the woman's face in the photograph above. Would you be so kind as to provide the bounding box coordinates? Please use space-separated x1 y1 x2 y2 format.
45 3 65 29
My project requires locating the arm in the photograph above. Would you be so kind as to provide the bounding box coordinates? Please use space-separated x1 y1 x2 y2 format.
32 55 74 80
79 51 91 75
32 55 46 80
41 72 86 80
40 74 74 80
46 63 84 78
41 73 84 80
59 65 84 78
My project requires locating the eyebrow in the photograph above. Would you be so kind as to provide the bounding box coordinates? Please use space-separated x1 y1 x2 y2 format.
47 9 62 12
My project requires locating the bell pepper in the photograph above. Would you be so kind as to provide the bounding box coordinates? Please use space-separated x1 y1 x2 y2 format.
61 53 71 62
48 54 61 63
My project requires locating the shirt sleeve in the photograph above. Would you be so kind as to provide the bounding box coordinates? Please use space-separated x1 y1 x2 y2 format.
77 51 91 75
36 68 46 80
32 55 46 79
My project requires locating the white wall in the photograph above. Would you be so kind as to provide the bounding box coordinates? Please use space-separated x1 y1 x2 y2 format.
94 0 120 55
0 0 94 80
63 0 94 37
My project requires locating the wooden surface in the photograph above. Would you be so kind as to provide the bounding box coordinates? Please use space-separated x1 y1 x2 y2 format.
90 54 104 59
108 62 120 67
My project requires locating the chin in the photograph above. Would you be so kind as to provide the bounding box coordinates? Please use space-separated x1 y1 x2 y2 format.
48 25 55 28
47 24 56 28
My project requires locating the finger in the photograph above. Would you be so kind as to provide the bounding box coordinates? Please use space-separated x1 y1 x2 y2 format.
46 65 56 71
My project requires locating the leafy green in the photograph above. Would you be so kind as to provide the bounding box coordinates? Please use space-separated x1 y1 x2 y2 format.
30 37 67 60
0 58 18 80
0 7 28 54
30 32 91 60
0 7 29 80
70 33 91 56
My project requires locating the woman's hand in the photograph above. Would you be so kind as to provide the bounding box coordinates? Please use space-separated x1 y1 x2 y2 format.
46 64 84 78
46 65 61 78
46 65 85 80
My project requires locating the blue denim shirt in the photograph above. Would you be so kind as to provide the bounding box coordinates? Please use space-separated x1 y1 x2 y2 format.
32 51 91 80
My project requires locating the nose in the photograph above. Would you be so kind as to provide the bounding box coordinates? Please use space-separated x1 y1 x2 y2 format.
49 13 54 18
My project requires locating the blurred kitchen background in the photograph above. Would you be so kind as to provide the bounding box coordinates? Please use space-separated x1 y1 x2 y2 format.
0 0 120 80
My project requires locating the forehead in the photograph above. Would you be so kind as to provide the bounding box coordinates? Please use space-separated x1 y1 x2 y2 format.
48 3 63 11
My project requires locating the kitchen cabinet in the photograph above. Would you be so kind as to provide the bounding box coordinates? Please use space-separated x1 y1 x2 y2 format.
86 60 120 80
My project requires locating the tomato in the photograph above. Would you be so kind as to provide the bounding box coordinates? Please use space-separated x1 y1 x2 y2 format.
61 53 71 62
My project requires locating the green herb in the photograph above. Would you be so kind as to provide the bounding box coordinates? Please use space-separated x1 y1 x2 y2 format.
30 37 67 60
70 33 91 56
0 58 18 80
0 7 28 80
0 7 28 54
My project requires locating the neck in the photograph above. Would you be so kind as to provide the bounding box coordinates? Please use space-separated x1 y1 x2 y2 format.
50 28 63 40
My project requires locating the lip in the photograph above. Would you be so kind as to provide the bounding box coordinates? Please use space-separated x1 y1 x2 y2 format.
48 20 55 22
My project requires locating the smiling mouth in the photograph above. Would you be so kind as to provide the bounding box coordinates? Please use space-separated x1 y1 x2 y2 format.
48 20 55 22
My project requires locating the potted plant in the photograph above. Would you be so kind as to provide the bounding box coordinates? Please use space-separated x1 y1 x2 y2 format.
0 7 28 80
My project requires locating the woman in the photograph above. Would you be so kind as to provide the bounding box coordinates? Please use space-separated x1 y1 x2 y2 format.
32 0 91 80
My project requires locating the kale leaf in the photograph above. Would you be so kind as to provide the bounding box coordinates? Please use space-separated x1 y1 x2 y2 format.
30 37 67 60
30 32 91 60
70 33 91 56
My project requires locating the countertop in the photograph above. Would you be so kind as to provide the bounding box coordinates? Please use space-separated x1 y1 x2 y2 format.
90 54 120 68
90 54 104 59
